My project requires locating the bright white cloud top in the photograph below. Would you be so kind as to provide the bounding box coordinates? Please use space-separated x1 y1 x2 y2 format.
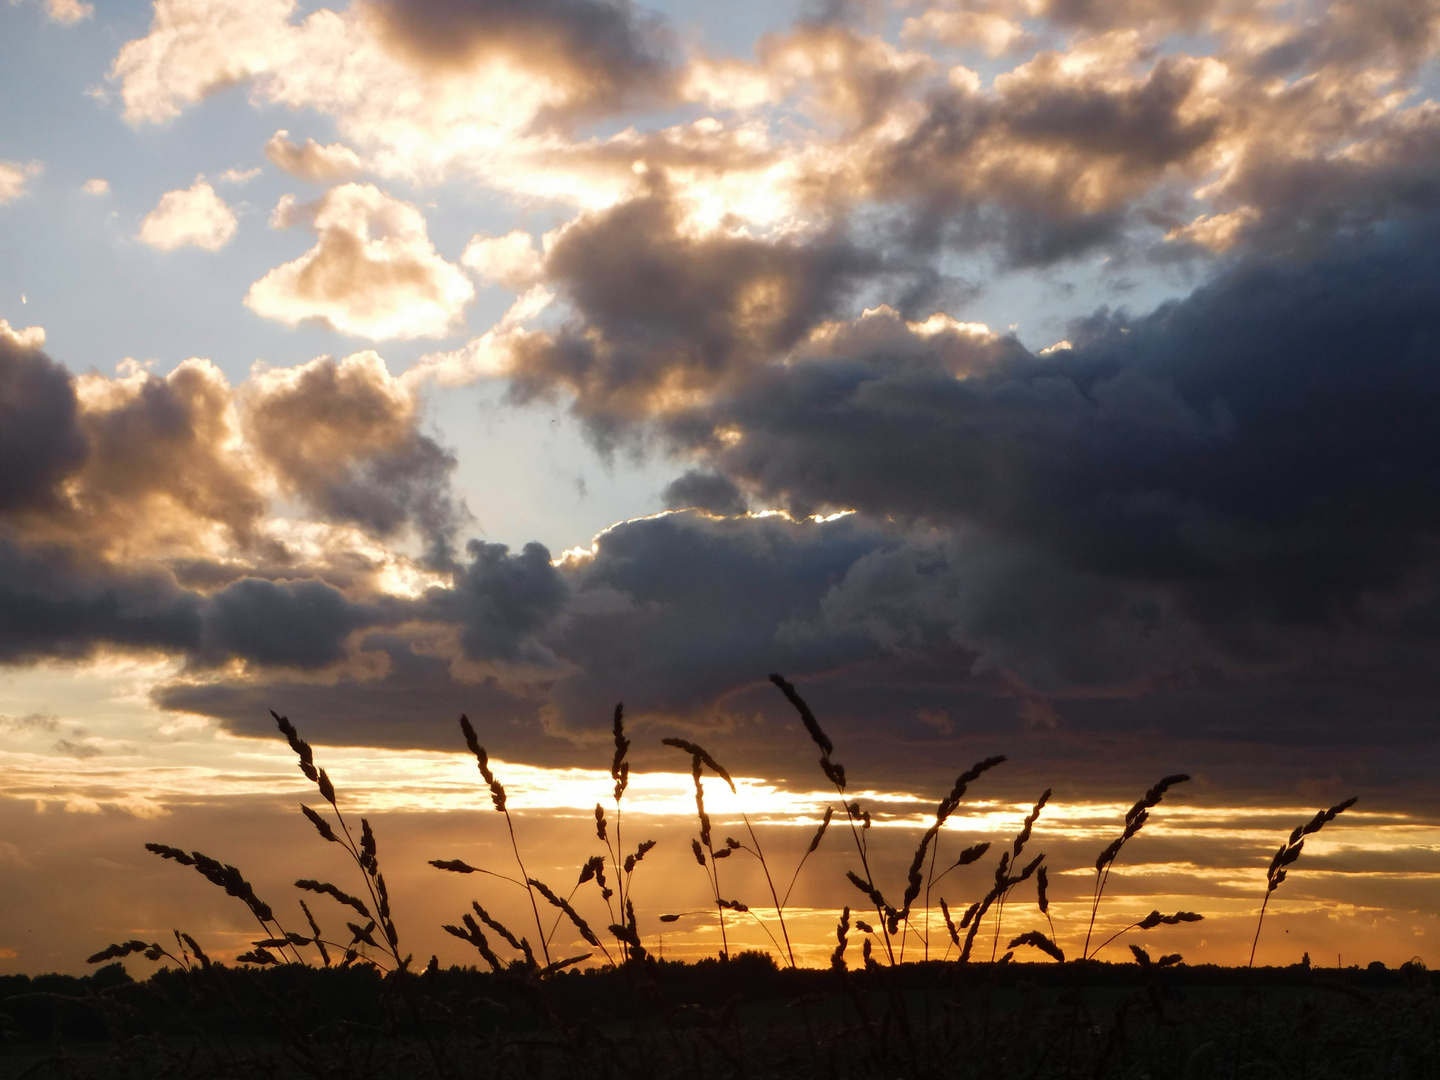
137 177 238 251
0 161 41 204
246 184 475 339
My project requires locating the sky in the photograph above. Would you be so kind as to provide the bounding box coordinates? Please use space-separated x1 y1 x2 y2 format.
3 0 1440 976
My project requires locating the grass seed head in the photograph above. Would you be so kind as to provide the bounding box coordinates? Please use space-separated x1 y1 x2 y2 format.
272 711 319 784
611 703 630 799
831 906 851 970
301 804 339 844
1010 930 1064 963
460 715 507 812
807 805 834 854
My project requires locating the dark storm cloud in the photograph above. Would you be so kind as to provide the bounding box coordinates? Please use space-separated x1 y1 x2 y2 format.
0 539 401 672
661 470 748 516
431 540 568 666
509 185 947 439
244 354 467 560
540 511 897 734
666 215 1440 679
155 636 538 751
198 577 381 669
365 0 674 121
866 52 1223 264
0 335 87 515
162 511 935 760
0 541 201 663
156 496 1440 804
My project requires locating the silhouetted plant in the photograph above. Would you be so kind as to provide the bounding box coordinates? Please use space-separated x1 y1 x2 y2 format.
948 789 1048 964
911 758 1004 961
1089 909 1204 959
1249 796 1358 966
432 712 631 973
69 686 1403 1080
770 672 903 964
93 712 406 973
663 736 742 959
1082 773 1190 960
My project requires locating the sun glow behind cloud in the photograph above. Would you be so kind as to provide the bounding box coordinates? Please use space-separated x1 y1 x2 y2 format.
4 728 1437 969
5 721 1437 876
1 646 1436 971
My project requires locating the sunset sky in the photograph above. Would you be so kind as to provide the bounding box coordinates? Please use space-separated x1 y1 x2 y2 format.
3 0 1440 976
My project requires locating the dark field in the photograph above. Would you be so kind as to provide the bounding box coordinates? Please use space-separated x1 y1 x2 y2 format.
3 957 1437 1079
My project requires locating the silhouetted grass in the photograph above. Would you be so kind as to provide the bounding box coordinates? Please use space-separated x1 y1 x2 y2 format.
39 672 1409 1079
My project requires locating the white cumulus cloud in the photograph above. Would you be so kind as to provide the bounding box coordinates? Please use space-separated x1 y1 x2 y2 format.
137 177 238 251
461 230 544 290
0 161 42 204
264 130 362 182
0 320 46 349
245 183 474 340
44 0 93 23
110 0 297 124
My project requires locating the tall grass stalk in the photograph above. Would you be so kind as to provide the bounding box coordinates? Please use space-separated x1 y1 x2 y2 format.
446 714 551 966
1082 773 1189 961
104 712 411 974
664 737 738 959
988 789 1050 960
1090 909 1203 958
894 756 1005 961
1249 797 1357 967
274 710 406 970
770 673 906 966
732 813 799 966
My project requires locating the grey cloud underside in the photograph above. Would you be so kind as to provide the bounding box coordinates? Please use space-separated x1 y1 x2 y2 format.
197 577 389 669
0 338 87 515
366 0 674 120
433 540 568 665
665 219 1440 642
510 186 953 440
317 437 464 554
0 542 201 662
661 470 748 516
156 637 542 754
875 57 1221 264
0 540 387 670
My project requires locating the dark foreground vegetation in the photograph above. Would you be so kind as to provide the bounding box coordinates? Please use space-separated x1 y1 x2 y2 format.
3 955 1438 1079
6 674 1404 1077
